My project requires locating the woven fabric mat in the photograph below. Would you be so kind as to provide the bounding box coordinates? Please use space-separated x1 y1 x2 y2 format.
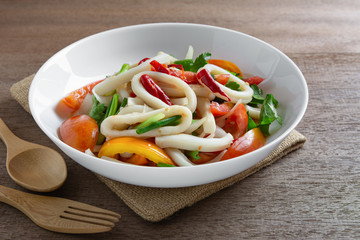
10 74 306 222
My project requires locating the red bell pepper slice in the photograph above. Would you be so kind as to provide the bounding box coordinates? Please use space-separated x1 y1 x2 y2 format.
196 69 231 101
140 74 172 105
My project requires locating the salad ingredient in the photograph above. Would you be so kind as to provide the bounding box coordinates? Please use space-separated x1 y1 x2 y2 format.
56 79 103 117
243 76 264 85
59 114 99 152
214 74 231 85
197 69 231 101
140 74 172 105
222 103 248 139
174 52 211 72
88 95 106 125
258 94 282 136
150 60 170 74
136 115 182 134
98 137 175 165
207 59 243 78
210 101 233 117
220 128 266 161
135 113 166 130
123 154 149 165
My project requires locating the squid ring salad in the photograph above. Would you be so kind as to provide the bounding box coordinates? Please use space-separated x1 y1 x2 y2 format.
57 47 282 167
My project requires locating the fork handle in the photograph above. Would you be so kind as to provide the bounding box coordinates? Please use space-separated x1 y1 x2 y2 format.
0 185 34 215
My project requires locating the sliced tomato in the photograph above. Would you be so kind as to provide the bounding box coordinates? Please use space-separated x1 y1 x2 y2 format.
59 114 99 152
243 76 264 85
222 103 248 139
214 74 230 85
184 71 199 84
168 67 185 80
123 154 149 166
191 152 220 165
169 68 199 84
210 101 233 117
56 79 103 117
207 59 243 78
220 128 266 161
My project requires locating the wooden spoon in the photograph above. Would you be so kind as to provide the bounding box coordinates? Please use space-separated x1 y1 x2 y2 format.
0 118 67 192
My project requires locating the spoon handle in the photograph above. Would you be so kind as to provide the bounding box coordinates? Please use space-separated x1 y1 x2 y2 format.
0 118 23 148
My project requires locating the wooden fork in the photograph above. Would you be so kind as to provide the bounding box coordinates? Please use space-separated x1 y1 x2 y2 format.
0 185 120 234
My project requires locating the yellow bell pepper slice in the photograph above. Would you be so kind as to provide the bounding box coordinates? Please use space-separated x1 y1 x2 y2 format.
207 59 243 78
98 137 175 166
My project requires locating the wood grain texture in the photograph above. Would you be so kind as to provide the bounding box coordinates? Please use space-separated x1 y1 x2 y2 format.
1 0 360 239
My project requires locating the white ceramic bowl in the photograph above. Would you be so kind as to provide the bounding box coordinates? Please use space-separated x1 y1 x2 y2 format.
29 23 308 188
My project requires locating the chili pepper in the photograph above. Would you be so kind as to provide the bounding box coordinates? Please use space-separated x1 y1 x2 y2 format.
140 74 173 105
138 57 150 65
196 69 231 101
168 64 184 71
150 60 170 74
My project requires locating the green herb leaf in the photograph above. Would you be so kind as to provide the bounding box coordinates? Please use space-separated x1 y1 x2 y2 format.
192 52 211 72
174 52 211 72
174 59 194 71
258 94 282 136
157 162 176 167
249 84 265 107
225 81 241 91
185 150 201 160
247 112 258 131
89 95 106 126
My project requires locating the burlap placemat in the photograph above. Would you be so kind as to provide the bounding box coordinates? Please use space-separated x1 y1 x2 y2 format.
10 74 306 222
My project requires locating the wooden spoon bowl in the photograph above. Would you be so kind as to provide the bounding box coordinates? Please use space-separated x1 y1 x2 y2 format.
0 118 67 192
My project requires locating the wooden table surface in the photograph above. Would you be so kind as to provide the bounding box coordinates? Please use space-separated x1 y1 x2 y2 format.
1 0 360 239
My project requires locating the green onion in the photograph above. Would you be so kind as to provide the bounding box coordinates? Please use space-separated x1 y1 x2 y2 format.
115 63 130 76
96 94 119 145
104 94 119 119
120 97 128 108
115 97 128 115
136 115 182 134
135 113 165 130
157 162 176 167
247 112 257 131
185 150 201 160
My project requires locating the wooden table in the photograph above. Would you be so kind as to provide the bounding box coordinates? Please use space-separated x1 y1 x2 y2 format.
1 1 360 239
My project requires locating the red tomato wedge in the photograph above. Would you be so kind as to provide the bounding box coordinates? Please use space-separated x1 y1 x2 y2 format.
243 76 265 85
59 114 99 152
168 68 199 84
56 79 103 117
191 152 220 164
220 128 266 161
123 154 149 166
214 74 230 85
210 101 233 117
207 59 243 78
222 103 248 139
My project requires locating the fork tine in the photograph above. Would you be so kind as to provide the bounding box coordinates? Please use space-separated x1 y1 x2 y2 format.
60 212 115 227
64 207 120 223
67 204 121 218
65 200 121 218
